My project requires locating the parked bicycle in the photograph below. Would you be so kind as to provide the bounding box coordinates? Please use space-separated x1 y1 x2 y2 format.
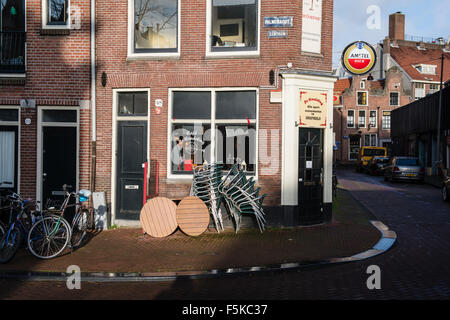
45 185 93 249
0 193 71 263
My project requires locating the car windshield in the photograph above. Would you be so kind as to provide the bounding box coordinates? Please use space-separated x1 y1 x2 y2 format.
396 159 419 166
364 149 385 156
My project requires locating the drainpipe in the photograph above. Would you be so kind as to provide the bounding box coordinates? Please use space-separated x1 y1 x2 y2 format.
90 0 97 192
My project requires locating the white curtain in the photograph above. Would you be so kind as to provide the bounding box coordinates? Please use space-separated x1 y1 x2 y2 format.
0 131 15 188
213 0 256 6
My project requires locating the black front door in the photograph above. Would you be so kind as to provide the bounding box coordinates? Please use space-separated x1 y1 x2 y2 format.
42 126 77 207
298 128 324 225
116 121 147 220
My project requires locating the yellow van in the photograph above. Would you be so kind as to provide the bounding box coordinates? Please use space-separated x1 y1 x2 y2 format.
357 147 387 173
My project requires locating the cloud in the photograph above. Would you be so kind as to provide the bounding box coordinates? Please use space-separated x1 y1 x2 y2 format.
332 0 450 68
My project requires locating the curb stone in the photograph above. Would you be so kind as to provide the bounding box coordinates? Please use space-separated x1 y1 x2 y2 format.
0 221 396 283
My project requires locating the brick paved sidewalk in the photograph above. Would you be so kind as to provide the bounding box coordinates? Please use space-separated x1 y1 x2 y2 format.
0 189 380 274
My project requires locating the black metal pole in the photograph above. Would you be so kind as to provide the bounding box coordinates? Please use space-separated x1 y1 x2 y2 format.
436 53 444 175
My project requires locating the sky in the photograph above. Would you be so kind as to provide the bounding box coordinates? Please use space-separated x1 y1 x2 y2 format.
333 0 450 70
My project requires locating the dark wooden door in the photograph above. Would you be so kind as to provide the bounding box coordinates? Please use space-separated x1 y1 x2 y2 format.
298 128 323 225
116 121 147 220
42 126 77 207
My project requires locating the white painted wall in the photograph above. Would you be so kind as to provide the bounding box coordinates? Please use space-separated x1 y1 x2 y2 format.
281 73 336 206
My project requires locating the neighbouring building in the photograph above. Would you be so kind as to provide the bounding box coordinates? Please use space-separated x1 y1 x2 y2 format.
95 0 337 227
333 67 410 163
391 84 450 177
373 12 450 100
333 11 450 164
0 1 92 207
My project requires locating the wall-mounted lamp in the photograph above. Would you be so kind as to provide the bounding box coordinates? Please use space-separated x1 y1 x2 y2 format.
269 70 275 85
101 72 107 87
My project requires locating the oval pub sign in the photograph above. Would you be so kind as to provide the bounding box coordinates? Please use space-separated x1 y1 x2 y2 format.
342 41 377 75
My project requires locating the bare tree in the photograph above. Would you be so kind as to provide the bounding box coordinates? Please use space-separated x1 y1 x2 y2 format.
134 0 177 33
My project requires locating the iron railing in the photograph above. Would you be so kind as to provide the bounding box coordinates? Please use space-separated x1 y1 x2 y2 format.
0 31 26 73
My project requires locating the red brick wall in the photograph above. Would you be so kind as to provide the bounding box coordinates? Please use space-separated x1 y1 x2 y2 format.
95 0 334 208
0 0 92 199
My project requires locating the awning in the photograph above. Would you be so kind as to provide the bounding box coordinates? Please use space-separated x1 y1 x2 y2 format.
213 0 256 6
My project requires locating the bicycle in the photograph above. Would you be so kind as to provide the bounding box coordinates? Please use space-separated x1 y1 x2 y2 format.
45 185 92 249
0 193 71 263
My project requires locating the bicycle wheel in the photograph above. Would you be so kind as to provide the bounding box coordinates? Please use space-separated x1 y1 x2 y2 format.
0 221 5 239
71 209 89 248
0 224 23 264
27 216 71 259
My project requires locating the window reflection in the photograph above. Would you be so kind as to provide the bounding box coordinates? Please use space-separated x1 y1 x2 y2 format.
134 0 178 51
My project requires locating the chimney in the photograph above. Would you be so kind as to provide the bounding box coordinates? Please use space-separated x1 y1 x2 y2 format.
389 12 405 41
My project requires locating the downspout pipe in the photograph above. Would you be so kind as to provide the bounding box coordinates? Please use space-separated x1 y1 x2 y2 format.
90 0 97 192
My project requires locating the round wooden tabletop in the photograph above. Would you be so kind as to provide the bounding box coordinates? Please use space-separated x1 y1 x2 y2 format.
140 197 178 238
176 197 210 237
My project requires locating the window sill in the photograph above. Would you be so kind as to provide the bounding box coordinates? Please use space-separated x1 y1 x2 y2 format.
41 27 70 36
166 176 194 184
301 51 324 58
127 53 180 61
205 51 260 59
0 73 26 86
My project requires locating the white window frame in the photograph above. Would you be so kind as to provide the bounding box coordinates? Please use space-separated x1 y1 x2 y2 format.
364 133 377 147
415 82 426 99
382 110 391 130
348 136 360 162
369 110 377 129
0 106 21 192
42 0 71 29
390 92 400 106
167 87 259 181
357 91 368 106
205 0 261 59
358 109 366 128
127 0 181 60
347 109 355 128
111 88 151 227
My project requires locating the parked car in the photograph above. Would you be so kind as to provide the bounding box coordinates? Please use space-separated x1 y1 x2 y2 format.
368 156 390 175
357 147 387 173
442 176 450 202
384 157 424 182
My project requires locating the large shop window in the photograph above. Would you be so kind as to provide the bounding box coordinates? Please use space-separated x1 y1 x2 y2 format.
134 0 178 52
170 90 257 176
211 0 258 52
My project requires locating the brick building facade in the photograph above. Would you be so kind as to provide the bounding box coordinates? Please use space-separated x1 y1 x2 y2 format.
95 0 336 227
333 67 410 163
1 0 337 228
0 1 92 206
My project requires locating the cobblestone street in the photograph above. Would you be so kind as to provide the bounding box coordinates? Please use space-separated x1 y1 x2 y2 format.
1 169 449 300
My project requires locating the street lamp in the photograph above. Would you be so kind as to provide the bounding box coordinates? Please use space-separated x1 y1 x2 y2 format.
436 53 444 176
